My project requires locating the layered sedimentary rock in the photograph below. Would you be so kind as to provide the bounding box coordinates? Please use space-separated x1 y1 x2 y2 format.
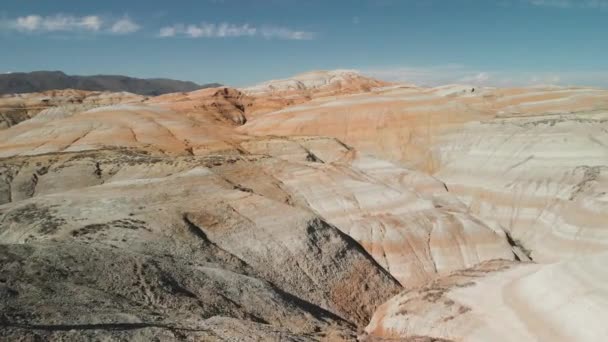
0 89 145 129
240 70 390 117
146 87 250 125
241 137 518 286
240 83 474 170
0 147 398 340
237 77 608 340
433 112 608 262
241 84 608 262
0 91 520 339
0 104 243 158
0 101 518 283
1 70 607 340
241 70 388 97
364 254 608 342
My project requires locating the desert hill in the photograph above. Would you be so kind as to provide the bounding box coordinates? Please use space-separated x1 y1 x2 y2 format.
0 70 607 341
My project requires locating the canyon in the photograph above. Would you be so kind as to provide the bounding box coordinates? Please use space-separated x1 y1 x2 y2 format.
1 70 607 341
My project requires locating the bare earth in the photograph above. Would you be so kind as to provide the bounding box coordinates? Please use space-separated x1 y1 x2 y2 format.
1 70 607 341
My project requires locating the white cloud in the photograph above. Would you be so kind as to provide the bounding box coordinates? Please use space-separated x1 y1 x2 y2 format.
13 14 103 32
159 22 314 40
528 0 572 7
363 65 608 88
15 15 42 31
185 24 206 37
159 26 177 37
110 16 140 34
79 16 103 31
526 0 608 8
260 26 313 40
5 14 139 35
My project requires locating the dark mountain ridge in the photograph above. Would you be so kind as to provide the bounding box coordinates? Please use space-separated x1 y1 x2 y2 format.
0 71 221 96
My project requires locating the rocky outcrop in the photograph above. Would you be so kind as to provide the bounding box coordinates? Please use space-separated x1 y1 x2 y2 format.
0 147 402 340
241 137 518 286
0 96 519 339
146 87 250 126
241 85 608 262
241 70 391 118
2 70 607 340
0 242 355 341
0 89 145 129
241 70 388 96
364 254 608 342
0 104 243 158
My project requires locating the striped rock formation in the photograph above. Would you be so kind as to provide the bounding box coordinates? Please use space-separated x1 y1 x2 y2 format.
1 70 607 340
0 89 145 129
0 91 516 340
241 83 608 262
364 254 608 342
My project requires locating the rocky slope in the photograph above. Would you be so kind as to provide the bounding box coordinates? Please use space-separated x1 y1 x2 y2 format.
0 89 145 129
241 70 388 97
240 70 390 117
0 144 397 340
364 255 608 341
241 84 608 262
146 87 250 125
239 75 608 340
1 70 607 340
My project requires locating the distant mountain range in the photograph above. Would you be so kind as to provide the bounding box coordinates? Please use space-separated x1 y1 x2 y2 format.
0 71 221 96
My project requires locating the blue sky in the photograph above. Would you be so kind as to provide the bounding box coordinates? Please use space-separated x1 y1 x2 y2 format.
1 0 607 87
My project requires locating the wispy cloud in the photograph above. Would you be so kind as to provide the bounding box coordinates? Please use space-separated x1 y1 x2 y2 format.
3 14 140 35
363 65 608 88
13 14 103 32
159 26 178 38
109 16 140 34
158 22 314 40
525 0 608 8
